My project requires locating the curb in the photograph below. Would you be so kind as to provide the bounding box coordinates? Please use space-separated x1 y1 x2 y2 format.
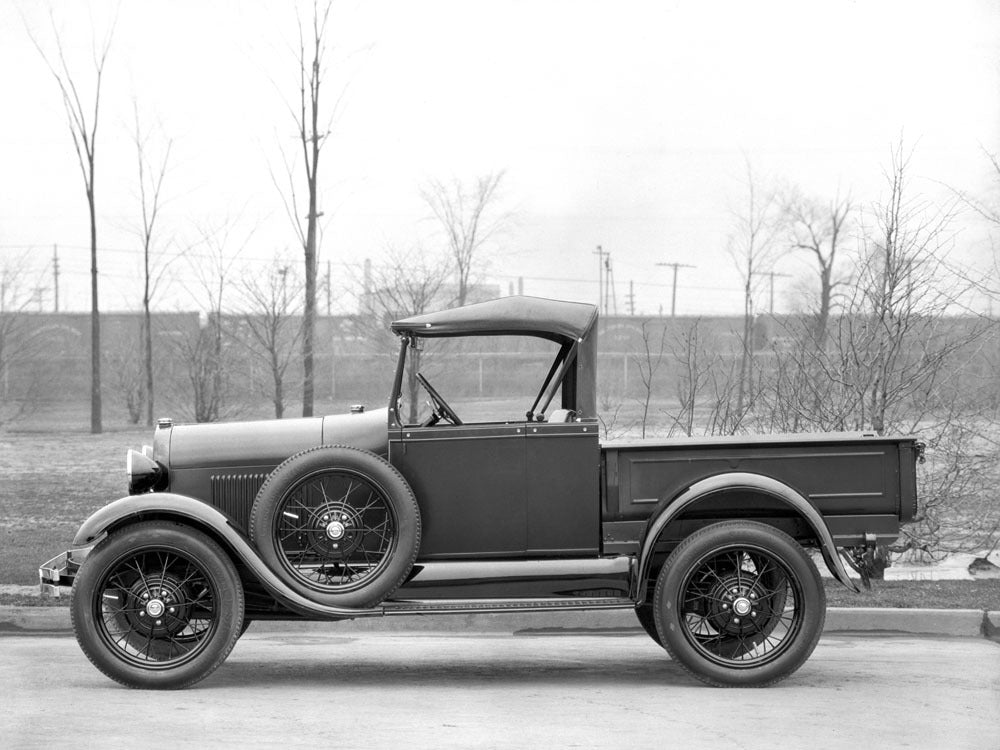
1 605 996 639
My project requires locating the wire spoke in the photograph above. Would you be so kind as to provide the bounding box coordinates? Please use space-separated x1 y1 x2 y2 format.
274 470 399 590
680 545 804 667
96 546 219 667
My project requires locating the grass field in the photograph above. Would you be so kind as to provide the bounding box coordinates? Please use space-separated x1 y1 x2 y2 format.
1 427 149 585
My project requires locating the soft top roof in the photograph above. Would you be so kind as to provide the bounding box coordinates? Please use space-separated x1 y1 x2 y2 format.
391 295 599 342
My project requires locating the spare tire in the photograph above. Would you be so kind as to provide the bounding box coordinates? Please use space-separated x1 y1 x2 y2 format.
249 445 420 609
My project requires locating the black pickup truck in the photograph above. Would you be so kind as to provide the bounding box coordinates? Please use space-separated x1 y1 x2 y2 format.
40 296 921 689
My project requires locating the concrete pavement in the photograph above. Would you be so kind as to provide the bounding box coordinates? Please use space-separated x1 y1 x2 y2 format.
1 631 998 749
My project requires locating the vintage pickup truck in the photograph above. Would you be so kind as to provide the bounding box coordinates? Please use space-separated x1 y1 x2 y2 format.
40 296 921 689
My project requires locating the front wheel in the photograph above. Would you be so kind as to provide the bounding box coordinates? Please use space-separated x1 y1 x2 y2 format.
653 521 825 687
71 521 244 689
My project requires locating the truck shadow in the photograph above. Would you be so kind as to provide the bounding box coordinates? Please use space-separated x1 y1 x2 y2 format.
206 634 832 690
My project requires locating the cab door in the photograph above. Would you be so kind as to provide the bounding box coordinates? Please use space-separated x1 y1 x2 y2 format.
389 423 527 558
525 420 600 555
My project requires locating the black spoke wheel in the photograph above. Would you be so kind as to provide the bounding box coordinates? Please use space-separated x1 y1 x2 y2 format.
71 521 244 690
653 521 825 687
250 446 421 609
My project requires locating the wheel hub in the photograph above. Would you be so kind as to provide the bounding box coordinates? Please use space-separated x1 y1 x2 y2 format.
123 576 189 636
302 503 363 557
703 575 761 633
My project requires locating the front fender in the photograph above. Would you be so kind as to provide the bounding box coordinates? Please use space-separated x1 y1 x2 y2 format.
73 493 383 619
636 472 860 599
74 493 237 546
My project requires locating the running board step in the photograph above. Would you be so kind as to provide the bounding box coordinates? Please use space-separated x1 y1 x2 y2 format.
380 597 635 616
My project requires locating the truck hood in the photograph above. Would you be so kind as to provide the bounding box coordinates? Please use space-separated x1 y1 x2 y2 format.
161 408 389 469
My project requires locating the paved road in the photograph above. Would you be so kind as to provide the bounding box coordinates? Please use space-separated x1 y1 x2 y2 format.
2 631 998 749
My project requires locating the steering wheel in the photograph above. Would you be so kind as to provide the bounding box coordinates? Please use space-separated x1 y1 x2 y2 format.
416 372 463 425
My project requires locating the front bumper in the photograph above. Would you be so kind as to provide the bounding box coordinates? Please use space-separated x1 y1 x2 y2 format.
38 549 90 597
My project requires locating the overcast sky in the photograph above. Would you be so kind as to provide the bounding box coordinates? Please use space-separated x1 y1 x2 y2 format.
2 0 998 316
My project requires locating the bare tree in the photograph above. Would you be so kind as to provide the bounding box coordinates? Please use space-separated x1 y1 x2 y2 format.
105 325 144 424
949 147 1000 230
749 141 996 567
632 319 668 438
897 422 1000 563
132 103 173 427
785 189 853 347
27 10 117 434
174 222 250 422
0 255 46 425
726 158 783 420
364 247 450 423
233 262 304 419
664 319 717 437
596 392 630 440
842 142 981 434
705 345 757 436
272 0 341 419
751 190 855 434
421 172 506 306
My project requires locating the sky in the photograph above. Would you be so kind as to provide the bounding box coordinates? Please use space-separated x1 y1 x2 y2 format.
1 0 998 317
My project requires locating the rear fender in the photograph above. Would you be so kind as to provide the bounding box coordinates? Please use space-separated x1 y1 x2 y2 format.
635 472 859 601
72 493 382 619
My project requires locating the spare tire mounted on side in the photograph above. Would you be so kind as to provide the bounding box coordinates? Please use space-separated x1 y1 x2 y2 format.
249 445 421 609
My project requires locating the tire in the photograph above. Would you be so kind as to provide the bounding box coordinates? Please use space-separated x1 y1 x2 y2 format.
652 520 826 687
249 445 421 609
71 521 245 690
635 604 663 647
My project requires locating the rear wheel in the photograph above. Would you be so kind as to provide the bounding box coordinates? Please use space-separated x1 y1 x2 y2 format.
653 521 825 687
71 521 244 689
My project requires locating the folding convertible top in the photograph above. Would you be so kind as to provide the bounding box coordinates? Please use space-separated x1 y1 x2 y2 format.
391 295 598 343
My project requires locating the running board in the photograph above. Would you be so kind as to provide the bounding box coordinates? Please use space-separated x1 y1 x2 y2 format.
380 597 635 616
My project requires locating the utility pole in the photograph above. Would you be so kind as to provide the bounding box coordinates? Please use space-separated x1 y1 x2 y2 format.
762 271 792 314
605 254 617 315
592 246 609 314
52 245 60 312
656 261 696 317
626 280 635 316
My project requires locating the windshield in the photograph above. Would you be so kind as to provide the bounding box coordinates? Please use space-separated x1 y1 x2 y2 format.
396 335 564 426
